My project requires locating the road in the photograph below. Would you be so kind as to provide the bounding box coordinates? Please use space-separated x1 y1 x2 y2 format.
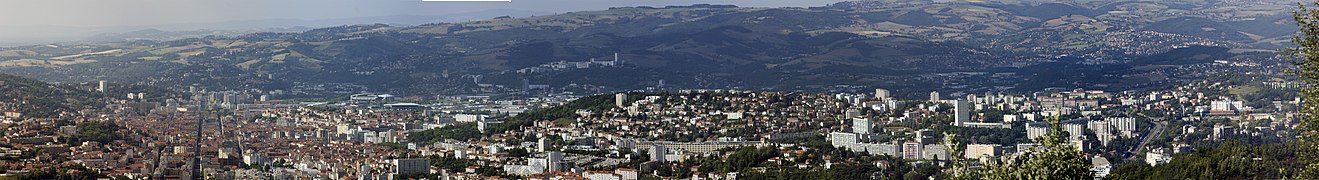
1125 113 1168 161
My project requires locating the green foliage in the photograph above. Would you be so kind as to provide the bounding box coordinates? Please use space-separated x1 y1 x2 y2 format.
408 124 481 142
428 155 477 172
505 148 531 158
0 73 104 118
956 117 1093 179
725 153 929 180
376 142 407 150
1294 1 1319 178
944 133 973 180
7 165 107 180
953 125 1030 145
473 166 510 177
1108 141 1314 179
1295 2 1319 143
485 92 665 136
718 146 779 173
74 121 122 144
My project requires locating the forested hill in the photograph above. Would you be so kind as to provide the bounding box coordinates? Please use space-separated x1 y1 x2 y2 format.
0 73 102 118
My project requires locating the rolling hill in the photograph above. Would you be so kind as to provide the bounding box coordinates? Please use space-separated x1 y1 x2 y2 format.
0 0 1296 97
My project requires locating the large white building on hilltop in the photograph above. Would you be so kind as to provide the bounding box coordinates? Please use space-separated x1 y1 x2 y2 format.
874 88 890 99
516 53 622 74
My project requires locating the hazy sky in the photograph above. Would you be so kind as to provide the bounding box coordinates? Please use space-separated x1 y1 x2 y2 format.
2 0 848 27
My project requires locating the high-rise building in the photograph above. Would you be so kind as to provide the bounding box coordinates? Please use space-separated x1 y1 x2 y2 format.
828 132 859 147
852 118 872 134
394 158 431 174
97 80 106 92
1064 122 1085 141
537 138 552 152
929 91 940 102
954 100 969 126
1090 120 1113 146
522 79 531 92
1107 117 1137 138
242 151 269 165
547 151 566 172
902 141 922 159
477 120 498 133
454 114 486 122
615 93 628 107
845 109 861 118
874 88 890 99
650 144 667 162
1026 122 1050 141
1212 124 1234 140
914 129 931 144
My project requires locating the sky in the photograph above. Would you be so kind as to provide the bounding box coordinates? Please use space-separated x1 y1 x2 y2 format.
1 0 849 27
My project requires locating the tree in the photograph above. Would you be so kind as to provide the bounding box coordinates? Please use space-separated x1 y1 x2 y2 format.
1107 141 1311 179
376 142 407 150
1291 1 1319 178
74 121 122 144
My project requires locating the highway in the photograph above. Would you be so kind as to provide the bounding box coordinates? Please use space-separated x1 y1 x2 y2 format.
1125 113 1168 161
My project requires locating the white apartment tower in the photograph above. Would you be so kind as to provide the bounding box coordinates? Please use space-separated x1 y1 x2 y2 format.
615 93 627 107
930 91 940 102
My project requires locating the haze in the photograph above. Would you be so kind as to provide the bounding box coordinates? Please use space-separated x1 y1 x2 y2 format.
0 0 846 45
4 0 852 27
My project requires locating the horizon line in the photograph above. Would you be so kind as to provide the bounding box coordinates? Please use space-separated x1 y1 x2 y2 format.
423 0 512 2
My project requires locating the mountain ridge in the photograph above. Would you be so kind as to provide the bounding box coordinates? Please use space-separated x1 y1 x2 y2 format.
0 0 1294 97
